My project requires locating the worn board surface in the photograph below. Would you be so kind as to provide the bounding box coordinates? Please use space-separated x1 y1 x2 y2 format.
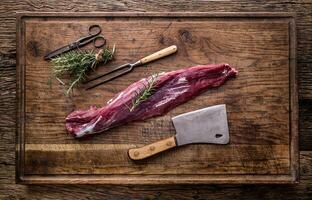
16 12 297 184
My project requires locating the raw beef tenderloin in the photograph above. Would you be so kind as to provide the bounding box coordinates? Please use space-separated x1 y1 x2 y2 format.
66 63 238 138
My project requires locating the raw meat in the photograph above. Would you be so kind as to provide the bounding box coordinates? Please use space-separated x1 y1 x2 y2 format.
66 63 238 138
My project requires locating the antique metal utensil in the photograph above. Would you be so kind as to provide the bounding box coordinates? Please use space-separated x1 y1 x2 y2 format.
85 45 177 90
128 104 230 160
44 24 106 60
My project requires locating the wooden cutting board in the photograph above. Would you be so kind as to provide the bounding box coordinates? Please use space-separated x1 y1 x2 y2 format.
16 12 298 184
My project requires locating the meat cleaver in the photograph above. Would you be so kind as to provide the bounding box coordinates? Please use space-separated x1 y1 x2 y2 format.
128 104 230 160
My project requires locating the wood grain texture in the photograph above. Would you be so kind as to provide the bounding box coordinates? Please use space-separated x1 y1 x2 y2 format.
0 0 311 199
24 144 290 175
16 12 297 184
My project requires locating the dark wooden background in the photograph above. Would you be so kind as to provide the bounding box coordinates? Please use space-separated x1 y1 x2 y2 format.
0 0 311 199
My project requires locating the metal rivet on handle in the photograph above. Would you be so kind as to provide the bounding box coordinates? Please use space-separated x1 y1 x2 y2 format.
149 146 155 151
134 151 139 157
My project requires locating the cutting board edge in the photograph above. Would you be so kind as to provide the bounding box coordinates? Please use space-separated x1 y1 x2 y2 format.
289 16 299 184
16 174 298 185
15 12 298 184
15 11 296 18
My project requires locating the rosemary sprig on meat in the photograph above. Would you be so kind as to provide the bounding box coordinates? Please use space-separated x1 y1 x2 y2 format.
51 45 115 94
127 73 158 112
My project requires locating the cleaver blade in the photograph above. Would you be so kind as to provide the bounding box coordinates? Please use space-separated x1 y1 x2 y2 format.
172 104 229 146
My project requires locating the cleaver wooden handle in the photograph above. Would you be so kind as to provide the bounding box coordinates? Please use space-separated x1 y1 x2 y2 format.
139 45 177 64
128 136 177 160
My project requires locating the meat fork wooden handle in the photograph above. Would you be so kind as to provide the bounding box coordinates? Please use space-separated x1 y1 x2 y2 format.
140 45 177 64
128 136 177 160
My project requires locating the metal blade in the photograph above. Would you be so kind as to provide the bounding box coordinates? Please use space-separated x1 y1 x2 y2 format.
172 104 229 146
44 43 77 60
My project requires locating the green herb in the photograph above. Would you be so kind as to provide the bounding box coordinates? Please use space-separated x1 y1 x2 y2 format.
127 73 158 112
51 45 115 94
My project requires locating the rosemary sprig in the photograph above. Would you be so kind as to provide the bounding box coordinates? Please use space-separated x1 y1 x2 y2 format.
51 45 115 94
127 73 158 112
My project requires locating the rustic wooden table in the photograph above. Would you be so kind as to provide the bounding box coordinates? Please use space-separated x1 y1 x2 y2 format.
0 0 311 199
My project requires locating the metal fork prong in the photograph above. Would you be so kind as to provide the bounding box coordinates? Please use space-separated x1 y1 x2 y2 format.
85 67 133 90
85 63 131 83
